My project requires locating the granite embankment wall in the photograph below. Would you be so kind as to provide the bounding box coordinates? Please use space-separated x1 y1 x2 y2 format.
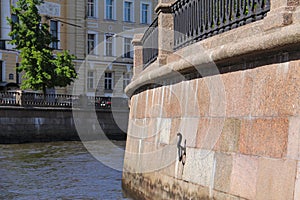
122 0 300 199
0 107 129 143
123 61 300 200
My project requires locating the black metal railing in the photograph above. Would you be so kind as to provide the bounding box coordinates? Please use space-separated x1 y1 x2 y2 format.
0 92 126 109
0 92 19 105
141 17 159 68
172 0 270 50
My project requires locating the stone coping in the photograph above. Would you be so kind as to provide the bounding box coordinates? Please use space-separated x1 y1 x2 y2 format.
125 20 300 97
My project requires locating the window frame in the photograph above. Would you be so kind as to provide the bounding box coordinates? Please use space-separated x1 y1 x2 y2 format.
140 2 152 24
87 32 98 55
105 0 116 20
104 72 114 90
123 37 133 58
50 20 59 49
11 14 19 40
123 0 134 22
0 61 3 82
104 33 115 57
87 0 98 18
123 71 132 90
87 70 94 90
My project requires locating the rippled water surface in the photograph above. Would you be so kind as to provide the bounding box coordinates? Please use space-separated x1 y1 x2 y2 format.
0 140 132 200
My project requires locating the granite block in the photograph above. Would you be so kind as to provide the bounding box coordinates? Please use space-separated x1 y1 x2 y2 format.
294 161 300 200
230 154 259 200
239 118 289 158
223 70 253 117
182 148 215 187
214 152 233 193
277 61 300 116
250 64 281 117
169 118 182 145
287 117 300 160
196 117 225 150
206 76 227 117
196 78 210 117
145 89 153 118
214 118 241 153
256 158 297 200
151 87 163 118
157 118 171 144
136 91 147 119
213 190 246 200
179 117 199 147
184 80 199 117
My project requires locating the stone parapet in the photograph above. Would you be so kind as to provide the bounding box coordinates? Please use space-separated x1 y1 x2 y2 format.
131 34 144 80
126 0 300 97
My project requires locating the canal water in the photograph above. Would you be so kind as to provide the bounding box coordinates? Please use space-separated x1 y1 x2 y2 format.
0 140 132 200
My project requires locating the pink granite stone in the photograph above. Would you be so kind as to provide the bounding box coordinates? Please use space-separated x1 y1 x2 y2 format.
184 80 199 117
169 84 184 118
196 117 225 150
256 158 297 200
287 117 300 160
250 62 300 117
294 161 300 200
239 118 289 158
145 118 158 142
223 70 253 117
145 89 154 118
214 118 241 153
136 91 146 119
250 64 281 117
214 153 233 193
277 61 300 117
196 79 210 117
230 154 259 200
170 118 182 142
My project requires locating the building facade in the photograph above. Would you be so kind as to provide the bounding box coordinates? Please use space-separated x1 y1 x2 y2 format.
0 0 158 97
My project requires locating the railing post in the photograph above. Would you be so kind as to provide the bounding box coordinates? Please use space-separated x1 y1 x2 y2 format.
155 0 176 66
132 34 144 80
264 0 300 30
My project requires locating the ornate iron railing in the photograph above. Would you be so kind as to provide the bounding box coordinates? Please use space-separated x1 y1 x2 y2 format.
141 17 159 68
0 92 122 109
0 92 19 106
172 0 270 50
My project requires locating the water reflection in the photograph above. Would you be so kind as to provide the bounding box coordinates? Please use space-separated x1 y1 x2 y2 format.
0 141 132 200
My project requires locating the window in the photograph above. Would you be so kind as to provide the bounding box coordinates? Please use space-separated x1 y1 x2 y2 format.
0 40 5 50
141 3 150 24
87 71 94 89
106 0 115 20
124 1 133 22
105 34 114 56
123 37 133 58
87 0 96 17
105 72 113 90
11 14 19 40
50 20 58 49
87 34 96 54
16 63 20 84
9 73 14 80
123 72 131 90
0 61 2 82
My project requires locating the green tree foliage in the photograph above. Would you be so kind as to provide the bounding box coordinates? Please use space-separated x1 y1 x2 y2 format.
7 0 77 94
